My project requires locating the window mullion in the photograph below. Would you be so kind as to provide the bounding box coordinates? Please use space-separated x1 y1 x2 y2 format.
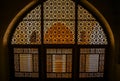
40 2 45 80
73 0 79 80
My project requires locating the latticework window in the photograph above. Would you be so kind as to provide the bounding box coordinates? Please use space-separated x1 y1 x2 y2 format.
12 5 41 44
77 5 107 45
44 0 75 44
10 0 108 80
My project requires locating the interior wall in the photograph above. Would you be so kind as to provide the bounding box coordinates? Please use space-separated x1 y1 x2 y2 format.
0 0 32 81
0 0 120 81
88 1 119 81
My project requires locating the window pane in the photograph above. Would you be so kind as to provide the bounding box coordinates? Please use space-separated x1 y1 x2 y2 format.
53 55 66 72
43 0 75 20
20 54 33 72
85 55 99 72
77 5 108 45
78 5 96 20
46 48 72 78
11 5 41 45
23 5 41 20
44 0 75 44
14 48 39 77
79 48 105 78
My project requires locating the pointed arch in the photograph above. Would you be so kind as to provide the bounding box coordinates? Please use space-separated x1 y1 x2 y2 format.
2 0 115 80
78 0 114 47
3 0 39 46
3 0 114 46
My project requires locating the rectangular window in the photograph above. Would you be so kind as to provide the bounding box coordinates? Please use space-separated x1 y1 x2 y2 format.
46 48 72 78
79 48 105 78
14 48 39 77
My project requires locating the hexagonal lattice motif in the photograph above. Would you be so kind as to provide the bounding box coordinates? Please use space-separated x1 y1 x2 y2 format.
23 5 41 20
44 22 75 44
77 21 108 45
12 21 41 44
11 0 108 45
78 5 96 20
44 0 75 20
11 0 109 79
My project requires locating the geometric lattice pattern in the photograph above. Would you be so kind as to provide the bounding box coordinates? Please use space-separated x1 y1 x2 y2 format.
79 48 105 78
44 21 75 33
78 5 96 20
43 0 75 20
11 0 108 79
44 0 75 44
77 21 108 45
77 5 108 45
14 48 39 77
11 0 108 45
46 48 72 78
23 5 41 20
11 5 41 44
44 22 75 44
12 21 41 44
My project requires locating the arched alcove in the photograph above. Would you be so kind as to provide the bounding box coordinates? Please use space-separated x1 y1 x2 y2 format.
3 0 115 81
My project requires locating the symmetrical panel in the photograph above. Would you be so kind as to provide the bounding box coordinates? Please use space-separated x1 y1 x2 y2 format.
14 48 39 77
79 48 105 78
12 21 41 44
44 22 75 44
43 0 75 20
77 21 107 45
11 0 109 79
44 0 75 44
11 0 108 45
11 5 41 44
46 48 72 78
77 5 108 45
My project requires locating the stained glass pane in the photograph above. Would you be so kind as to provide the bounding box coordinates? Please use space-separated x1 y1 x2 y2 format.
46 48 72 78
44 0 75 44
79 48 105 78
14 48 39 77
